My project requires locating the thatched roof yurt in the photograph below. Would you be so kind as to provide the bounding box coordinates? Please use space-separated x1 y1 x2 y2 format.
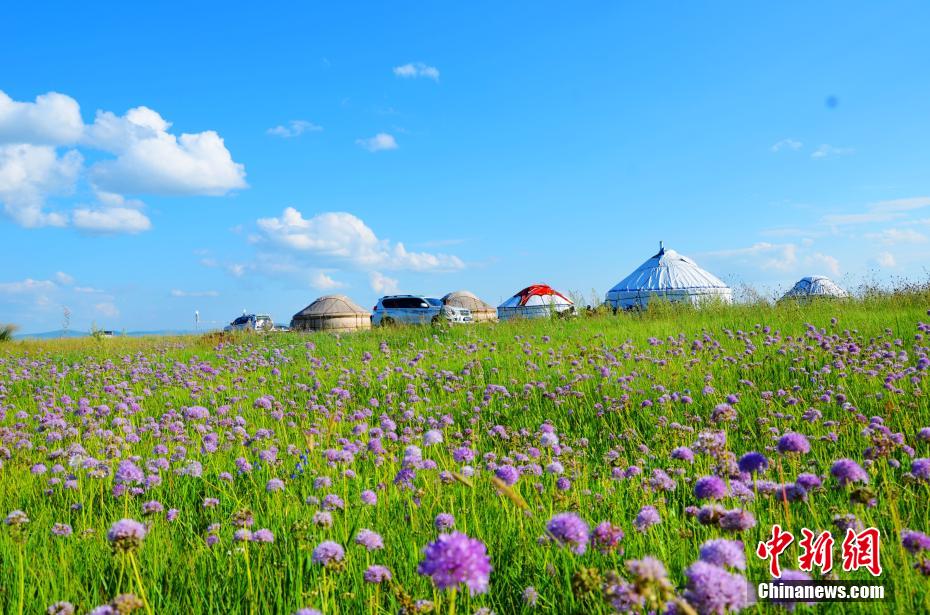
605 243 732 310
497 284 574 321
779 276 849 302
442 290 497 322
290 295 371 332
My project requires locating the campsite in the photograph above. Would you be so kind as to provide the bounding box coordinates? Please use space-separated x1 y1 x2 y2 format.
4 2 930 614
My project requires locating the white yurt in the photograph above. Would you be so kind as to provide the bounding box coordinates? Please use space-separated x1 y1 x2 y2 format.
605 243 732 310
497 284 574 321
442 290 497 322
779 276 849 301
290 295 372 332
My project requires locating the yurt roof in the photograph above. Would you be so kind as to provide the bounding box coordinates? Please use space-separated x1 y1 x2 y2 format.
782 276 848 298
499 284 573 308
293 295 370 318
442 290 494 310
609 244 729 292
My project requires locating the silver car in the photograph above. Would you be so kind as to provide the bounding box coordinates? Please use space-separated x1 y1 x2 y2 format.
224 313 275 332
371 295 472 326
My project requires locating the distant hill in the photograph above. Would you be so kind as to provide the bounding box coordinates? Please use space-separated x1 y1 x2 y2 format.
14 329 206 340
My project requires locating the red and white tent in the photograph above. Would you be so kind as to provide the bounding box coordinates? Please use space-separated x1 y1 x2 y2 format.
497 284 574 321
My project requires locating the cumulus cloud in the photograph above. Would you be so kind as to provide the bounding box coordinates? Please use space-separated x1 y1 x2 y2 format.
0 144 82 227
809 252 840 276
811 144 854 159
267 120 322 138
0 91 247 233
864 228 927 245
393 63 440 81
55 271 75 285
94 302 120 318
875 252 896 267
705 242 798 272
770 138 802 152
73 198 152 234
0 278 57 294
821 196 930 227
0 90 83 145
256 207 464 272
356 133 397 152
369 271 399 294
311 271 345 290
85 106 247 196
170 289 219 297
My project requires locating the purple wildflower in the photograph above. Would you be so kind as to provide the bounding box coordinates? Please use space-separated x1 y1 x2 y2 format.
418 532 492 595
312 541 345 566
698 539 746 570
777 433 811 455
830 459 869 486
546 513 590 554
694 475 728 500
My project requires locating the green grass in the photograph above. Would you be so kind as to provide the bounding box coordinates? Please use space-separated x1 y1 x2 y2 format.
1 291 929 614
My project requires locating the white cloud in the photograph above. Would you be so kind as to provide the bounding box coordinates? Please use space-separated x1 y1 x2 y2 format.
256 207 464 272
808 252 840 276
0 278 57 294
0 90 83 145
0 144 81 227
356 133 398 152
870 197 930 213
94 302 119 318
267 120 322 138
85 106 246 196
705 242 798 272
821 196 930 227
811 144 854 159
73 204 151 234
311 271 345 290
875 252 896 267
369 271 399 294
770 138 802 152
55 271 75 285
227 263 247 277
864 228 927 245
170 289 219 297
822 211 901 225
393 63 440 81
0 91 247 233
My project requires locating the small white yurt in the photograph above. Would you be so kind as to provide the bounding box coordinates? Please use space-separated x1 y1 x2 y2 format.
779 276 849 302
497 284 574 321
290 295 372 332
606 243 732 310
442 290 497 322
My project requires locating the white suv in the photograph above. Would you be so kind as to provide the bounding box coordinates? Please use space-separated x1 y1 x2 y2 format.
224 314 275 332
371 295 472 327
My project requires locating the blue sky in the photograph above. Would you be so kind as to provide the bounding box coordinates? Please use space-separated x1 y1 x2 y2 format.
2 2 930 332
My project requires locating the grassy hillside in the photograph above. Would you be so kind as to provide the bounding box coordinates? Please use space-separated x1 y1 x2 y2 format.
1 291 929 614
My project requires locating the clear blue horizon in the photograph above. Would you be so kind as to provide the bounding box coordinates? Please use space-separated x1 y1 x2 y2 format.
2 2 930 333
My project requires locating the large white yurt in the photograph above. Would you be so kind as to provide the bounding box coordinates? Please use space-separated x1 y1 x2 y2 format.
290 295 372 332
605 243 732 310
497 284 574 321
442 290 497 322
779 276 849 301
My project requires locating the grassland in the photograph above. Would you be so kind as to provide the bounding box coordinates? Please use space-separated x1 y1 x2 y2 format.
1 292 929 614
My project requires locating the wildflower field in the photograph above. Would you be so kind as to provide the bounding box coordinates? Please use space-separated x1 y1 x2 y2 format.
2 294 930 614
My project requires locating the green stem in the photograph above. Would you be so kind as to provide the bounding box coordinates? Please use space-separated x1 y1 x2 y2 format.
129 552 154 615
17 546 24 615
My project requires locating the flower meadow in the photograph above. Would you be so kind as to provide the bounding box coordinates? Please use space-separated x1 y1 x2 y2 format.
2 295 930 614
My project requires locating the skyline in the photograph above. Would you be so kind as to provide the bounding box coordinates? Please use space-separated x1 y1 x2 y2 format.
3 2 930 333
